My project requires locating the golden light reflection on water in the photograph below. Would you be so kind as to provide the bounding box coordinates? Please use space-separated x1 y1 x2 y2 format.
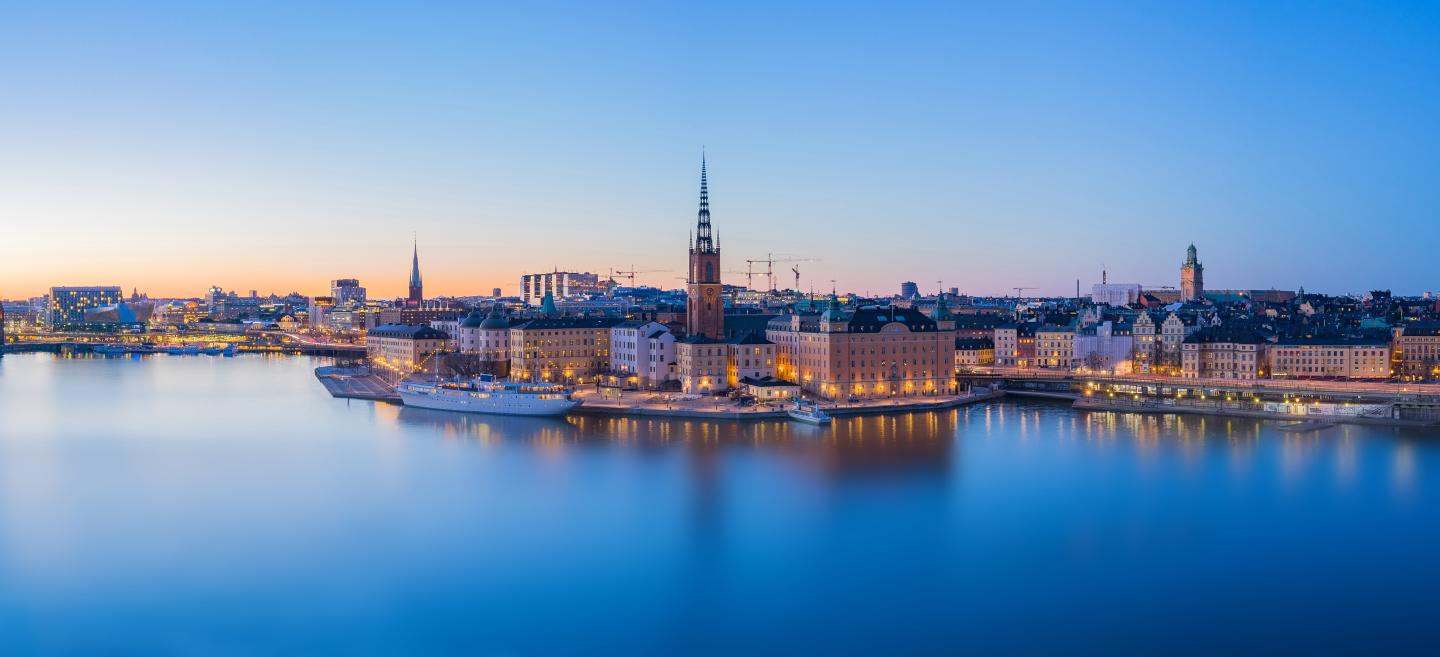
367 393 1438 490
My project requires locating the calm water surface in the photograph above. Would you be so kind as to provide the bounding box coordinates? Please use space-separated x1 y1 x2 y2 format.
2 353 1440 655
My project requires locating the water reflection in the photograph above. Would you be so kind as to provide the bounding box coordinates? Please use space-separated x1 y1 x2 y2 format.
5 354 1440 656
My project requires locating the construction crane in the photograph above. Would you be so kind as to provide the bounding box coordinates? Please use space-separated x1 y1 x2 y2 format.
746 254 820 291
1012 286 1038 298
613 266 672 288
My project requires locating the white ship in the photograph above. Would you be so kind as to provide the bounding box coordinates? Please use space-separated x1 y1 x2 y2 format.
398 375 581 417
787 399 833 425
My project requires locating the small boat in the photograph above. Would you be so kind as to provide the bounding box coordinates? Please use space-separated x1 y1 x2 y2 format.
221 344 237 357
398 374 580 417
787 399 832 425
93 344 131 355
161 345 201 355
199 346 225 355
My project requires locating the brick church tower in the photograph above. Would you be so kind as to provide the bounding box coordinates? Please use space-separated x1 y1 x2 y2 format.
686 156 724 339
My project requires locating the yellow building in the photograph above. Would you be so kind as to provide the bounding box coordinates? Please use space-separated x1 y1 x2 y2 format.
677 334 729 393
766 299 957 401
1269 337 1390 380
509 317 622 383
954 337 995 370
1395 322 1440 380
1035 325 1075 369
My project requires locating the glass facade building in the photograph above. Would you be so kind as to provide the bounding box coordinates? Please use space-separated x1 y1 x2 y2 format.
49 286 123 330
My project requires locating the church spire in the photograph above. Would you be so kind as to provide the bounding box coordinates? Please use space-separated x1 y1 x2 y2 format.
694 154 714 254
408 237 424 303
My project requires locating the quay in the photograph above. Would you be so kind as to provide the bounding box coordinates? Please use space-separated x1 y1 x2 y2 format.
314 365 400 403
568 387 1005 420
979 370 1440 428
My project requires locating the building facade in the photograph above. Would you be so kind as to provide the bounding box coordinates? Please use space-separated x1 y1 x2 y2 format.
520 271 606 307
953 337 995 370
49 286 123 330
367 324 449 379
1268 337 1390 380
1181 326 1267 380
676 334 728 394
1035 325 1076 369
508 317 622 383
1394 322 1440 380
766 300 957 401
610 320 675 388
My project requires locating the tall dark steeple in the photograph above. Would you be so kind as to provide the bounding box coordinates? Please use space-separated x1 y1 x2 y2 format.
687 154 724 339
408 238 424 304
694 155 715 254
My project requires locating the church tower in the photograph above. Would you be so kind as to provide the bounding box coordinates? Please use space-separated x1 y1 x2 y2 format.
408 238 424 304
1180 243 1204 301
687 156 724 339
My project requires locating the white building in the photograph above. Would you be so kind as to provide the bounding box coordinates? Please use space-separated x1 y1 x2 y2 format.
610 320 675 388
1073 320 1135 372
1091 283 1142 307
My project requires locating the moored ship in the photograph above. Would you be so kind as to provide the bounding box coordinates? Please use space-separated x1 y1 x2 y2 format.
398 375 580 417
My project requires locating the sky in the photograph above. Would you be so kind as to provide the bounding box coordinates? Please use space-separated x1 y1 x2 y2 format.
2 1 1438 299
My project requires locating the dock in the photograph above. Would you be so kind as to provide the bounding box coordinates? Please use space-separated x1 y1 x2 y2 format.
314 365 400 403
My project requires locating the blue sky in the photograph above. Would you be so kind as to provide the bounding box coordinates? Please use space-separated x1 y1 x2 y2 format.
2 1 1437 298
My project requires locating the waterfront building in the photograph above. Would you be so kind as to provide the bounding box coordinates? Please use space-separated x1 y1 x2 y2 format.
727 332 777 389
686 156 724 340
1180 244 1205 301
1181 326 1267 380
766 297 957 400
610 320 674 387
1268 337 1391 380
508 317 622 383
676 334 728 393
953 337 995 369
367 324 449 379
408 241 424 304
331 279 366 307
1035 324 1076 369
1394 322 1440 380
520 271 606 307
993 322 1037 368
1073 320 1134 372
48 286 122 331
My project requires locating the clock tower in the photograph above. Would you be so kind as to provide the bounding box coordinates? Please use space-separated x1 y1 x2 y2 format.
687 156 724 340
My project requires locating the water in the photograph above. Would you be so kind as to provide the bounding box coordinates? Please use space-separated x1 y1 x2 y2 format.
2 353 1439 655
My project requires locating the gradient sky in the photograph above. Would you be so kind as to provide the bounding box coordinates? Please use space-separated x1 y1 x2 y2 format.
3 1 1438 300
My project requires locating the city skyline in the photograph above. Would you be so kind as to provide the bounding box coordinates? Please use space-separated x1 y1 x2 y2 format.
4 3 1439 298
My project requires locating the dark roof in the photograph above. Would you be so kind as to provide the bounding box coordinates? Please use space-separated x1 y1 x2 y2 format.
370 324 449 340
730 331 773 346
955 337 994 350
1183 326 1268 345
1402 321 1440 337
739 376 799 388
512 317 623 330
843 306 938 333
679 334 724 345
1274 336 1390 346
953 314 1004 329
